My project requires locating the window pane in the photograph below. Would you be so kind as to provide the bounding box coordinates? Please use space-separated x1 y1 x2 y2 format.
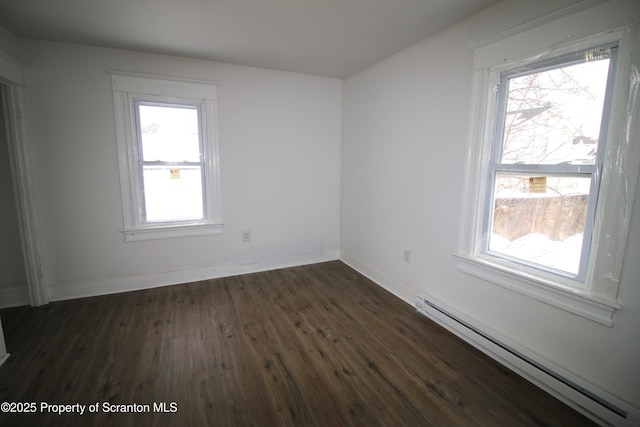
143 166 204 222
489 173 591 275
138 104 201 162
500 57 610 165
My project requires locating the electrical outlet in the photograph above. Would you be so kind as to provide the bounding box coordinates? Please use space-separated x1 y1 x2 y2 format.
242 230 251 242
403 249 411 263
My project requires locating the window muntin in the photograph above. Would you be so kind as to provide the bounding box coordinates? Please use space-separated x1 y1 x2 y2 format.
484 46 617 280
135 101 206 223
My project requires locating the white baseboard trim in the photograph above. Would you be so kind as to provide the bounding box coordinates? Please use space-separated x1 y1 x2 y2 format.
49 249 341 302
0 284 30 308
416 294 640 427
340 253 416 307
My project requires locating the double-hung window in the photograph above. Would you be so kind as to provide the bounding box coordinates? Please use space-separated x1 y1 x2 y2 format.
456 25 640 326
486 46 616 281
111 73 222 241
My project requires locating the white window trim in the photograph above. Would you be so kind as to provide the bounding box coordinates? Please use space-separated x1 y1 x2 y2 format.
111 72 223 241
455 24 640 326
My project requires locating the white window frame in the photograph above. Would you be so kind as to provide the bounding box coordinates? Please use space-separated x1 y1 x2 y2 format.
455 24 640 326
484 45 617 284
111 72 223 241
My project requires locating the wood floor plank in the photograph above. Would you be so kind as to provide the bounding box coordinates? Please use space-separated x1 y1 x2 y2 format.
0 261 596 426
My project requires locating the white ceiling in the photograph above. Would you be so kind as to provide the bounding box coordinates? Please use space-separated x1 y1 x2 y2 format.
0 0 501 78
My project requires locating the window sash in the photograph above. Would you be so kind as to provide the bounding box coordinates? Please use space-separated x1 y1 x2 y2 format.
483 169 597 281
492 45 617 167
140 164 204 223
133 99 209 226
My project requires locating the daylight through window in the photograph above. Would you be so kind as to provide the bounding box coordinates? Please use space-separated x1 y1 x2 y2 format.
136 101 205 223
485 46 616 279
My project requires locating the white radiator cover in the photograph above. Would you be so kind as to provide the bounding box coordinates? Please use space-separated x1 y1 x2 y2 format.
416 295 639 427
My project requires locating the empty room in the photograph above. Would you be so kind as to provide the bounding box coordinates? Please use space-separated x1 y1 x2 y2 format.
0 0 638 425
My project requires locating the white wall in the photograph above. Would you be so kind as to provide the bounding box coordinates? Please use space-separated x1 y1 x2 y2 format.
342 0 640 417
0 25 22 63
20 41 342 299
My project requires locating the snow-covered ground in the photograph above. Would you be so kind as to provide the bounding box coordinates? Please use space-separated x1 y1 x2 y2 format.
490 232 583 275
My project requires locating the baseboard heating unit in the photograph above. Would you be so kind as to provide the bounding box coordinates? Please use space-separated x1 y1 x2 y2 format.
416 296 638 427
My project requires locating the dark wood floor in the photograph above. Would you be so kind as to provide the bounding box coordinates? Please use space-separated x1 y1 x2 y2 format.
0 261 595 426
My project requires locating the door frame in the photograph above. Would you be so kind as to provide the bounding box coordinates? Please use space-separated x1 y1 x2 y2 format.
1 53 48 306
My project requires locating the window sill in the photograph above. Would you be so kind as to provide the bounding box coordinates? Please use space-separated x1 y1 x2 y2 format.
122 222 223 242
453 253 620 327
